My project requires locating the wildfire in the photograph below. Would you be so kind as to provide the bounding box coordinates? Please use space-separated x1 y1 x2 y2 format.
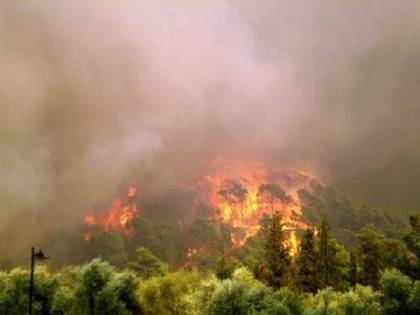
83 186 139 238
81 160 319 256
193 160 319 252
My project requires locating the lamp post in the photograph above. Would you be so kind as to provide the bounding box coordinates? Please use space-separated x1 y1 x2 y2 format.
29 247 49 315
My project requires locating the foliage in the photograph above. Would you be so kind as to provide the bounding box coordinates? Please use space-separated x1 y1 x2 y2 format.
403 213 420 279
236 230 266 278
303 285 381 315
128 218 186 267
138 271 202 315
204 276 291 315
127 247 168 279
299 186 403 247
258 183 291 213
297 229 318 293
218 179 248 206
87 231 128 268
264 213 291 288
273 287 304 315
407 281 420 315
0 266 59 315
0 209 419 315
215 256 236 280
318 218 349 290
357 226 382 287
72 258 141 315
379 268 413 315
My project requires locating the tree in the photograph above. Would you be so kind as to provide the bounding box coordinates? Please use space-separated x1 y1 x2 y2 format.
51 286 74 315
349 252 358 287
205 276 292 315
218 180 248 205
274 287 304 315
0 267 58 315
127 247 168 279
187 218 231 255
264 213 291 288
357 226 382 287
96 271 142 315
318 217 334 287
403 213 420 279
218 179 248 220
127 218 159 257
379 268 413 315
407 281 420 315
296 228 319 293
317 217 349 289
258 183 291 214
72 259 141 315
205 279 249 315
138 271 202 315
215 255 236 280
87 231 127 268
380 238 416 277
74 259 113 315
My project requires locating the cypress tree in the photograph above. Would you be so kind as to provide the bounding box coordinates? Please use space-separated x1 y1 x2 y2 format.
318 217 338 288
264 212 291 288
349 251 358 287
297 228 319 292
357 226 382 287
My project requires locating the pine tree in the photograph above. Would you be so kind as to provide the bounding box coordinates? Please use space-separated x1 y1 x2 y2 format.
264 212 291 288
296 228 319 293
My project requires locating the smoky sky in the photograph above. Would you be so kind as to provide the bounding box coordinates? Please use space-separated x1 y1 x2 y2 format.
1 0 420 253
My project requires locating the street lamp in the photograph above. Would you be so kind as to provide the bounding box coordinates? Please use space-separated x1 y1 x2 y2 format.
29 247 49 315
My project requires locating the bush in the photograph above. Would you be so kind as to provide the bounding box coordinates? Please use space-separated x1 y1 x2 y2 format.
138 271 202 315
205 271 292 315
205 279 250 315
303 285 381 315
379 268 413 315
407 281 420 315
338 285 382 315
274 288 304 315
127 247 168 279
72 258 141 315
0 267 58 315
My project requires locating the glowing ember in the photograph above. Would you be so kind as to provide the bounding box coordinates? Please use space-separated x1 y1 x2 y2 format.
193 160 320 252
83 186 139 236
82 232 92 242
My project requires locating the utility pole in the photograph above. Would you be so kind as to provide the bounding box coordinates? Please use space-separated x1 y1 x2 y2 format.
29 247 49 315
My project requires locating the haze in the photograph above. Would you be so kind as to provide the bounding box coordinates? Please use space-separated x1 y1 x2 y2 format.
1 1 419 256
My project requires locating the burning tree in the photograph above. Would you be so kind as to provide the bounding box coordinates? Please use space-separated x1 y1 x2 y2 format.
217 179 248 221
258 183 291 215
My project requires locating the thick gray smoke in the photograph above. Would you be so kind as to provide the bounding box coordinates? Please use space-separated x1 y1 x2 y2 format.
0 0 419 256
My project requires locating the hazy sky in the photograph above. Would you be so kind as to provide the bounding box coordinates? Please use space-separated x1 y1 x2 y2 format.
1 0 420 253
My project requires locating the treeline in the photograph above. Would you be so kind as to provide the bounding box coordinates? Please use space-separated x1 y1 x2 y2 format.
0 213 419 314
298 185 404 246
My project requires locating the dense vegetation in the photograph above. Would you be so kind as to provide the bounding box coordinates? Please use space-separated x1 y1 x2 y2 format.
1 184 419 314
1 209 419 314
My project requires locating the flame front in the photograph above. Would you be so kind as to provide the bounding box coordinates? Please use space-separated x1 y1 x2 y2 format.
194 160 317 253
83 186 139 238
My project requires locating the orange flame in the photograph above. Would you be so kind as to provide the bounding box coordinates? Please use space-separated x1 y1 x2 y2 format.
194 160 318 253
83 186 139 237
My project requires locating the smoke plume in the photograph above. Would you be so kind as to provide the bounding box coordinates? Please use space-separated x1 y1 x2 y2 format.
0 0 419 257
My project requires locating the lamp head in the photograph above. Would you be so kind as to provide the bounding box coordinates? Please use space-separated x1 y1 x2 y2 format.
34 249 49 260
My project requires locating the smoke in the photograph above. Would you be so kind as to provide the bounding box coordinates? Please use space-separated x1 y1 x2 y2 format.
0 0 419 256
